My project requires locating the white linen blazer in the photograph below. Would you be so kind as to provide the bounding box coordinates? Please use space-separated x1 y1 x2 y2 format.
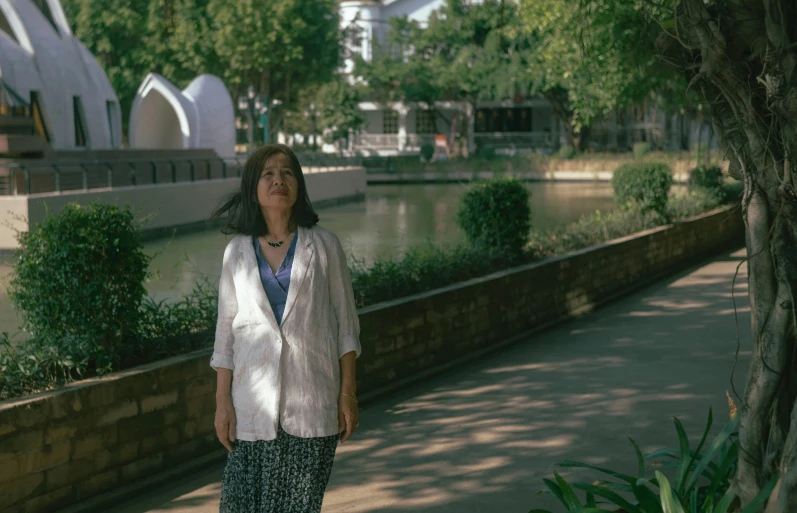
210 225 361 441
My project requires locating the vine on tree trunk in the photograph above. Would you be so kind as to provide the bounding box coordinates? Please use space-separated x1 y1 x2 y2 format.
653 0 797 510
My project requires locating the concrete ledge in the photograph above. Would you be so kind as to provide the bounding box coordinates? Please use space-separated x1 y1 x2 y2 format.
0 135 47 154
138 192 366 243
0 167 367 250
0 205 744 513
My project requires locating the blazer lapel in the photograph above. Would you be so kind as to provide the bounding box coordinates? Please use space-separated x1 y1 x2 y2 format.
239 237 281 334
282 226 314 324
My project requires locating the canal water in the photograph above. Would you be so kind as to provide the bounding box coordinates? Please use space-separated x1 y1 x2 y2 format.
0 182 615 335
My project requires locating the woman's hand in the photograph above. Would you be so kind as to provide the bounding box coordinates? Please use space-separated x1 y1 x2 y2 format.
338 393 359 444
215 397 237 452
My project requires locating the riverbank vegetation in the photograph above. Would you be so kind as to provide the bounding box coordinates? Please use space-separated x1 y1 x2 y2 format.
363 149 725 178
0 163 739 400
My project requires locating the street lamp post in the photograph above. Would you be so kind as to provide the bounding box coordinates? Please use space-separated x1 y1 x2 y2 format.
305 101 318 151
310 101 317 151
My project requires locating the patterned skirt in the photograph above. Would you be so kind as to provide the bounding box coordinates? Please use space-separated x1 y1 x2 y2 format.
219 425 339 513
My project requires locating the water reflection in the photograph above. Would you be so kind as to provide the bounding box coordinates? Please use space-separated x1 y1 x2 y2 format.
0 182 616 333
319 182 616 265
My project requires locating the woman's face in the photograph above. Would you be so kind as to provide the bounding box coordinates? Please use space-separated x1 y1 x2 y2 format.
256 152 299 213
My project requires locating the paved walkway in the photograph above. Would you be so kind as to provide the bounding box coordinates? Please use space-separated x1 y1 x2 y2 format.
114 248 751 513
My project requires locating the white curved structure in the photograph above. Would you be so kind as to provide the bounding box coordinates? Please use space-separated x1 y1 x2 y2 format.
0 0 122 149
129 73 235 159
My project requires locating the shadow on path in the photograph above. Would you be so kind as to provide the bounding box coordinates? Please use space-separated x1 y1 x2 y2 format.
112 249 751 513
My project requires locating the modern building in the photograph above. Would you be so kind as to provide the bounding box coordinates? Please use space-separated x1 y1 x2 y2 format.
0 0 236 160
129 73 236 160
0 0 122 151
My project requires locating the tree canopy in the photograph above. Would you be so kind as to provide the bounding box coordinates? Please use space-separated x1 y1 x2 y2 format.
516 0 797 511
518 0 688 148
355 0 682 150
356 0 527 106
62 0 343 138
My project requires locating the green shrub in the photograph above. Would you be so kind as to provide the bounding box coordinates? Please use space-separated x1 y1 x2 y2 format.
420 143 435 161
8 202 150 372
529 409 780 513
558 145 576 160
134 277 217 363
1 266 217 400
528 205 663 258
689 164 724 192
0 333 92 400
349 243 526 308
611 162 673 217
633 141 651 160
457 178 531 254
667 190 723 219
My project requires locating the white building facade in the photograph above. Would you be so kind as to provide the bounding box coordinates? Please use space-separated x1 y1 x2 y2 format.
0 0 122 150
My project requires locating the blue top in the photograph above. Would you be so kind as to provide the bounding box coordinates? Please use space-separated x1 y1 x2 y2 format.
253 232 298 325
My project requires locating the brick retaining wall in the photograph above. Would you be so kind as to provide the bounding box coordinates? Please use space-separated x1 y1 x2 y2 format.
0 205 744 513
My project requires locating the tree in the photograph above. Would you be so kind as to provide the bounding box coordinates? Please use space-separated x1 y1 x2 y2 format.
354 17 441 105
208 0 342 143
62 0 151 130
356 1 529 151
519 0 675 150
425 0 530 103
528 0 797 509
63 0 219 135
64 0 342 143
143 0 218 86
652 2 797 510
315 79 365 152
424 0 531 150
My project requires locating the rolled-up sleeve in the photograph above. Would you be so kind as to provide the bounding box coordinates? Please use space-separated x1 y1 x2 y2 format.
210 241 238 370
327 235 361 359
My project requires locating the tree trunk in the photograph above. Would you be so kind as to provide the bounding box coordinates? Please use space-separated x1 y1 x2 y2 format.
679 112 689 151
543 89 579 150
656 1 797 510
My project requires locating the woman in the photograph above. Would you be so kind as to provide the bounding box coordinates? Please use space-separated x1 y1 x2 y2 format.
210 144 361 513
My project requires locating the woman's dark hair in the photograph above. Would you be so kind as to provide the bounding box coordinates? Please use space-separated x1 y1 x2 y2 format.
212 144 319 236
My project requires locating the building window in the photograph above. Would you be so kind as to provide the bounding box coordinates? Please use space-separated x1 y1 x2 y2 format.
520 108 532 132
383 110 398 134
0 9 18 43
475 110 486 133
30 92 50 142
474 108 533 133
106 101 120 147
416 110 436 134
73 96 88 147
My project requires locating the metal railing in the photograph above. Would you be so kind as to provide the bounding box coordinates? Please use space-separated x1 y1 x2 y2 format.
0 154 363 196
295 153 362 172
474 132 553 148
353 132 554 151
405 134 435 149
353 134 400 150
352 133 436 151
